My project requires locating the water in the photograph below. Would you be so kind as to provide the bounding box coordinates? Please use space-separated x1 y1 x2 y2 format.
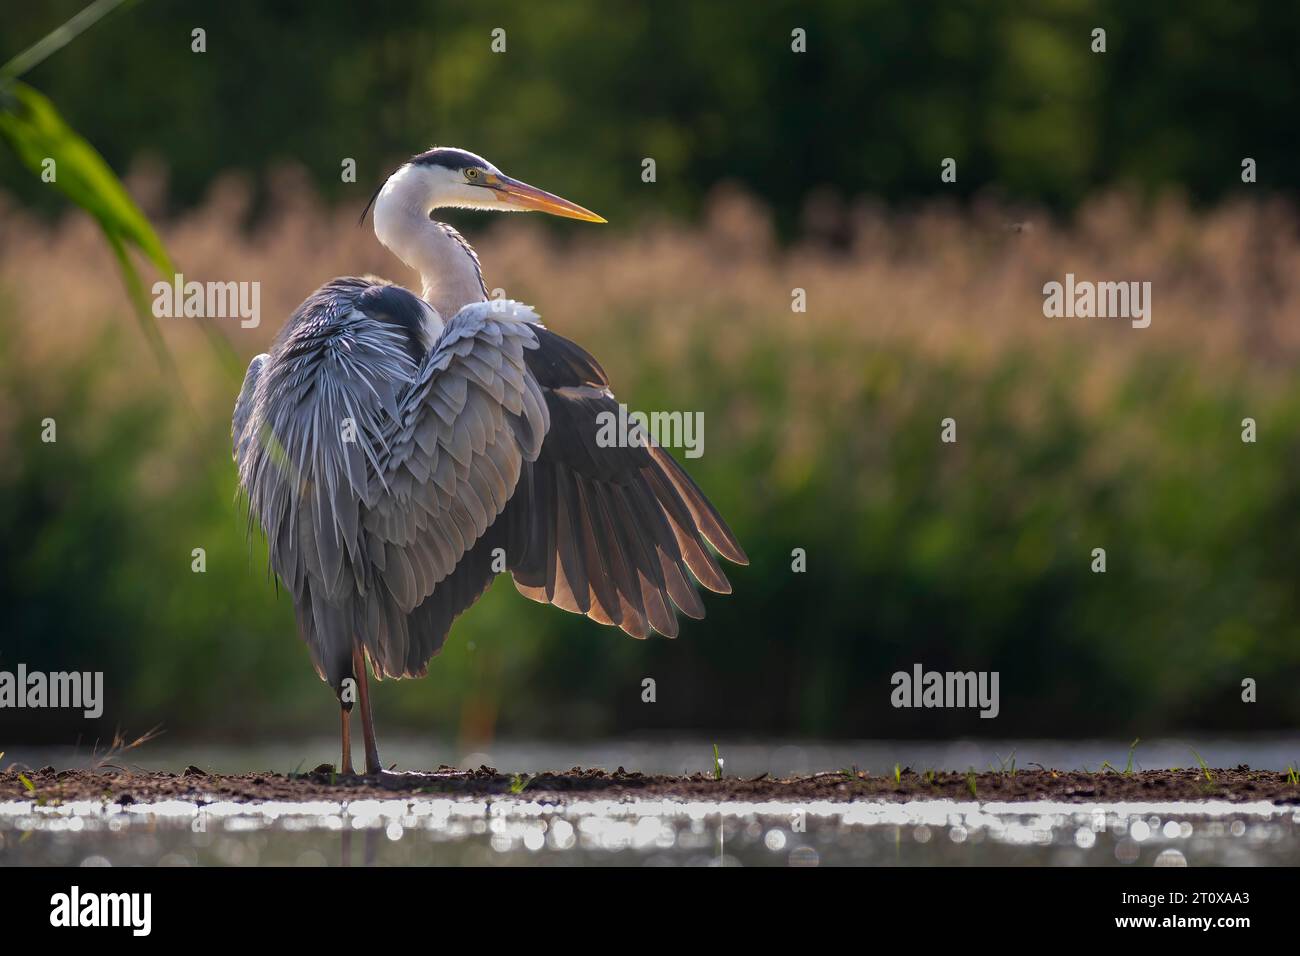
2 796 1296 866
3 737 1297 866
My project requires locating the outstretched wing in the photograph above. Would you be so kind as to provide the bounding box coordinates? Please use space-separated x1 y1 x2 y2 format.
362 303 747 677
507 326 748 639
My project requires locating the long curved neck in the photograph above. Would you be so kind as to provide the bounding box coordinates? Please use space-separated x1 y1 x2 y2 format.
372 165 488 320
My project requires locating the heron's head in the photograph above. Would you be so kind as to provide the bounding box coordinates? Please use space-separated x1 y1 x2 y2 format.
366 147 605 225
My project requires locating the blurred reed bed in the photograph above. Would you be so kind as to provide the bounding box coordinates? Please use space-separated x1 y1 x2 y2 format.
2 165 1299 744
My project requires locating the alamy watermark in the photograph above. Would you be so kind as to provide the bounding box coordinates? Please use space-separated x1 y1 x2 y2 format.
152 273 260 328
0 664 103 718
50 886 150 936
596 403 704 458
891 663 999 719
1042 273 1151 329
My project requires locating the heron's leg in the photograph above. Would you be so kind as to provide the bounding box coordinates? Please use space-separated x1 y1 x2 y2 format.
352 642 382 774
340 705 354 775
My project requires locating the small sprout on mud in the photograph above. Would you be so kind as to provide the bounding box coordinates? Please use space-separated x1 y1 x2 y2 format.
288 759 305 780
923 768 936 785
965 769 978 798
1190 748 1214 783
1125 738 1141 774
1100 761 1119 774
893 763 901 785
712 744 723 780
994 750 1017 777
510 773 533 795
1287 766 1299 786
18 773 35 792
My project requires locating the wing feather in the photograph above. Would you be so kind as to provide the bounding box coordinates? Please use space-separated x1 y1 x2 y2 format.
233 277 428 687
503 327 746 638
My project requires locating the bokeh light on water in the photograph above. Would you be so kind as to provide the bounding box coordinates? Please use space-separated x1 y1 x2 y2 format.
2 797 1296 867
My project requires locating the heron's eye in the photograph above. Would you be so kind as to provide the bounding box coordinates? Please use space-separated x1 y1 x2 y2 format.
465 168 481 181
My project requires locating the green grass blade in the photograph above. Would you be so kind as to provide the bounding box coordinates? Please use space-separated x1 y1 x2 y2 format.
1125 737 1140 775
1 0 133 83
1189 747 1213 783
0 81 173 276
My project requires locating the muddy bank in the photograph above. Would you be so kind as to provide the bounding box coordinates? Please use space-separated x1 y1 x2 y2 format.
2 765 1298 805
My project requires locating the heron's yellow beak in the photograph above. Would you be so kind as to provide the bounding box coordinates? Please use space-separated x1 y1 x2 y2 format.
485 173 606 223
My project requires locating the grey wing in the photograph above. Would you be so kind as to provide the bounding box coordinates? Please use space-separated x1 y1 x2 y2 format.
506 326 748 639
357 300 550 678
232 353 267 464
269 292 750 682
364 305 747 677
233 276 428 688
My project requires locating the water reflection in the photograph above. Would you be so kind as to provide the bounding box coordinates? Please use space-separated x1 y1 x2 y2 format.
1 797 1295 867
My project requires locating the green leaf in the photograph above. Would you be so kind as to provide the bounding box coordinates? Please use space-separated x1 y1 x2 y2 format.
0 81 172 276
0 80 186 372
0 80 241 386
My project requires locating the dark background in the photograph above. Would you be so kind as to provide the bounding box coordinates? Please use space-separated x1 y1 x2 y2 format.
5 1 1297 224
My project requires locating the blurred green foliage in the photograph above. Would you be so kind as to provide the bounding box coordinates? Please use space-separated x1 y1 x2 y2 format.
1 0 1296 230
4 313 1300 742
2 0 1299 745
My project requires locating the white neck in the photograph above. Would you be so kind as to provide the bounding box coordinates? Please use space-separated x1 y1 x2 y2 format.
372 164 487 321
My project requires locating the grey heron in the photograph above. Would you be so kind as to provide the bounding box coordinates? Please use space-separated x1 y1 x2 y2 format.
232 147 747 774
